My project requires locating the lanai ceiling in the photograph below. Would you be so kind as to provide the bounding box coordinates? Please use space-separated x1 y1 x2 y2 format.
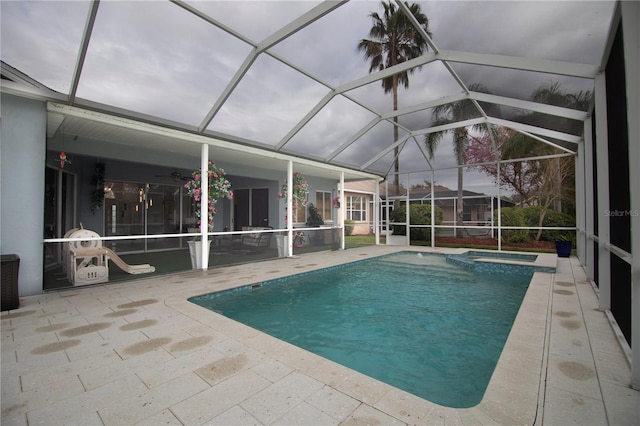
0 0 615 181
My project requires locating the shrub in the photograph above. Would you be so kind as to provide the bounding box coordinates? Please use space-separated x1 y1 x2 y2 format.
495 207 529 243
306 203 324 227
344 219 355 236
389 204 443 241
521 206 576 242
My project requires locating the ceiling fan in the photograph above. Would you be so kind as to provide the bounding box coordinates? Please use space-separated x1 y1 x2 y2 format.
155 169 192 182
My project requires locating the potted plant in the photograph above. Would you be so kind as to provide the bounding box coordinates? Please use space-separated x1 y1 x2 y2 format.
293 231 305 248
277 172 309 217
90 162 106 214
306 203 325 245
555 238 572 258
184 161 233 268
306 203 324 227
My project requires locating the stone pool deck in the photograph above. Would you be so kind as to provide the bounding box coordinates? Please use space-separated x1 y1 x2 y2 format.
2 246 638 425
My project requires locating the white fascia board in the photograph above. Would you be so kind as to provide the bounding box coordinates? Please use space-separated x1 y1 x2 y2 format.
46 102 379 180
73 97 201 133
440 50 598 79
1 81 68 103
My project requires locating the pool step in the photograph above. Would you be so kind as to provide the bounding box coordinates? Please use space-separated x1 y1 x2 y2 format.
445 253 555 275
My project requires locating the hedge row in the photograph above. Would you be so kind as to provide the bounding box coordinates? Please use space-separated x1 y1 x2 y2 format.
389 204 443 241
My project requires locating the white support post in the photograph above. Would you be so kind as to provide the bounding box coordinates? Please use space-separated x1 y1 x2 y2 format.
594 72 611 311
340 172 345 250
452 197 457 238
490 195 495 239
385 181 390 242
583 117 595 281
431 170 435 248
287 161 293 257
374 175 380 245
497 160 502 251
405 173 410 246
621 0 639 390
575 144 586 262
200 143 209 270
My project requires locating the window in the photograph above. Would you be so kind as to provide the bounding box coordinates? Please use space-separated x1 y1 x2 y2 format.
462 204 472 222
347 196 367 221
294 204 306 224
316 191 332 222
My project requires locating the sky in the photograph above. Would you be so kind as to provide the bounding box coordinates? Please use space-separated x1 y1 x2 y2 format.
0 0 616 195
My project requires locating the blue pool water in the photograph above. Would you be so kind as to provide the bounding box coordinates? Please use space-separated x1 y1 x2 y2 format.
190 252 531 408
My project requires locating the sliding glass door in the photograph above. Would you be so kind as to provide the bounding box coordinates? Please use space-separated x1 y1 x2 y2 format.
103 181 194 253
233 188 269 230
44 166 76 267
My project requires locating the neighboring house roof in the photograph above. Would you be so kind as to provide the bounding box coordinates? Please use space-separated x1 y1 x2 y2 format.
343 179 515 207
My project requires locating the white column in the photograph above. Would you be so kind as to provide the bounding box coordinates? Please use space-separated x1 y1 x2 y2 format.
575 143 586 262
385 181 390 241
287 161 293 257
497 160 502 251
583 117 595 281
622 0 640 390
594 72 611 311
405 173 410 246
200 143 209 269
431 170 435 248
340 172 346 250
374 176 380 245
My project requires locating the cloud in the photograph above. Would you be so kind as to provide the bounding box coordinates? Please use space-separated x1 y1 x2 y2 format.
1 0 613 190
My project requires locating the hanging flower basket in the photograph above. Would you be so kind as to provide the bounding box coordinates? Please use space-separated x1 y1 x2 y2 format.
184 161 233 231
332 196 340 209
277 172 309 210
90 162 106 214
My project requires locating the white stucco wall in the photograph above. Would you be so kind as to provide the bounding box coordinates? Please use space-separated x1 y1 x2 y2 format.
1 94 46 296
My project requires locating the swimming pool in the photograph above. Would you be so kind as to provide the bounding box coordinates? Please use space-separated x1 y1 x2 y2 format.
190 252 531 408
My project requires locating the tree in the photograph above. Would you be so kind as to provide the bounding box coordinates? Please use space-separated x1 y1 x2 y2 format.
358 1 432 192
467 127 546 207
424 83 496 236
526 82 590 214
467 127 575 241
410 180 435 191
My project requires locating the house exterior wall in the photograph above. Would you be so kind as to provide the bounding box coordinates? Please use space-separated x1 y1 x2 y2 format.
344 191 374 235
1 94 46 296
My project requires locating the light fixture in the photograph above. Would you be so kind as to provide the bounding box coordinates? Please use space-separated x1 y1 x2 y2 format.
104 182 115 199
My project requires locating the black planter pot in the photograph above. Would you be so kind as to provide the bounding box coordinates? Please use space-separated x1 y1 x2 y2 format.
555 241 572 257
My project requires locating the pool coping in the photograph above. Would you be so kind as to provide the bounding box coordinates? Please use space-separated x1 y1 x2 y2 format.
165 246 552 424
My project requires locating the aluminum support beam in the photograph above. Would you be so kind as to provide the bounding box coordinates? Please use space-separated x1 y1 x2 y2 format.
575 142 586 262
594 72 611 310
621 0 640 390
199 143 209 270
583 117 596 281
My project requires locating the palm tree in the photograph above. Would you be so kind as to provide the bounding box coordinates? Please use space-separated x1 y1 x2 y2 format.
425 83 495 237
358 1 432 191
527 82 592 213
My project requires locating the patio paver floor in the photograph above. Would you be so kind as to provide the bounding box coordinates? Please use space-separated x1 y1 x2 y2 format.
2 246 638 425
